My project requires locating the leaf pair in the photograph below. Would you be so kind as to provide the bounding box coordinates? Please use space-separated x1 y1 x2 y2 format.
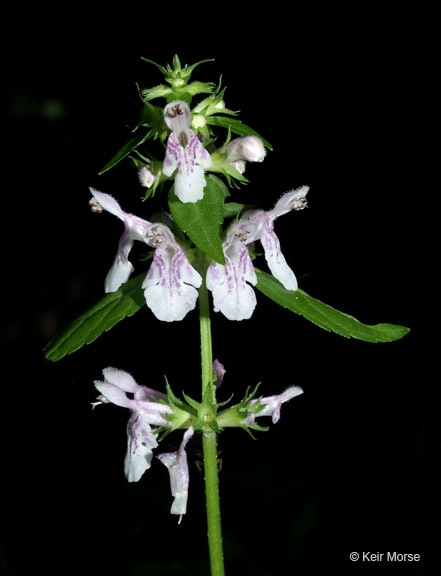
44 267 409 362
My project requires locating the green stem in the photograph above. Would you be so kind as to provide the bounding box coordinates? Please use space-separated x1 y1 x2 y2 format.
202 433 225 576
198 275 225 576
199 276 214 400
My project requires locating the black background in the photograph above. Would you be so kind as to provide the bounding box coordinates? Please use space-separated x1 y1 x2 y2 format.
2 11 436 576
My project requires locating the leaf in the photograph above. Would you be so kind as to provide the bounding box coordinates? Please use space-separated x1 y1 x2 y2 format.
168 174 226 264
99 127 151 175
44 274 145 362
254 268 410 343
206 115 273 150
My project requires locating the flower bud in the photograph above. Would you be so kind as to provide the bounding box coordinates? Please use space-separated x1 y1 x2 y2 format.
224 136 266 164
213 359 226 388
191 114 207 130
138 166 157 188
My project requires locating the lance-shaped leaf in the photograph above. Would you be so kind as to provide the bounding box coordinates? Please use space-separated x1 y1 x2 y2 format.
254 268 410 343
44 274 145 362
99 127 151 175
205 115 272 150
99 104 165 175
168 174 226 265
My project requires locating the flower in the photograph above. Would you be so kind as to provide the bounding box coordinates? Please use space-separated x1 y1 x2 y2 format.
206 186 309 320
223 135 266 174
216 379 303 431
247 386 304 425
142 224 202 322
94 369 195 521
89 188 150 293
163 100 212 203
209 135 267 180
206 220 258 320
93 368 171 482
246 186 309 291
157 426 195 523
89 188 202 322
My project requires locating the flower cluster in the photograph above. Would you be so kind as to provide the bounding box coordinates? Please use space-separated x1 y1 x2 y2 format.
137 99 267 201
90 184 307 322
93 366 303 521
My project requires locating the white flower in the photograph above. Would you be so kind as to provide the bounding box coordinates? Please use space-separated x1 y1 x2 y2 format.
94 369 195 521
206 186 309 320
162 100 212 203
250 386 304 424
206 219 258 320
93 368 171 482
142 223 203 322
157 426 195 522
90 188 202 322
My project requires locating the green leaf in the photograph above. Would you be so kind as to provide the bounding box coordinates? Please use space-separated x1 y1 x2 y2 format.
44 274 145 362
99 127 151 175
206 115 273 150
254 268 410 343
168 174 226 264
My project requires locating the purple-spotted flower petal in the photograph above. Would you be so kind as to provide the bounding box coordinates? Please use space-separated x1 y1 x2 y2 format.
206 186 308 320
93 368 173 483
157 426 195 522
142 223 202 321
123 411 159 482
89 189 202 322
162 100 212 203
206 220 258 320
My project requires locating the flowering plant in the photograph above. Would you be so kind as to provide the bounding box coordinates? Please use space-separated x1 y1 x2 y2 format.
45 55 409 575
